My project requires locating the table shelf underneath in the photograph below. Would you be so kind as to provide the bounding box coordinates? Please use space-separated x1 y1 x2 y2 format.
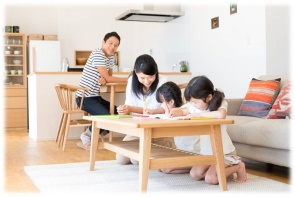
101 141 216 169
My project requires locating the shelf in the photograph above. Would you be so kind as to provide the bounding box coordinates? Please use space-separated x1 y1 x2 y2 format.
3 32 27 129
74 50 120 66
4 44 23 47
3 33 27 88
5 64 24 67
4 54 23 57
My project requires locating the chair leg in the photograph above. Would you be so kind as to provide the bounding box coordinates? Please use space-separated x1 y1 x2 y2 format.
58 113 68 148
62 114 71 151
56 113 65 143
109 131 113 142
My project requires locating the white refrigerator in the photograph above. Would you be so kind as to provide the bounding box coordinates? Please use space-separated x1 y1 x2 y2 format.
28 40 61 74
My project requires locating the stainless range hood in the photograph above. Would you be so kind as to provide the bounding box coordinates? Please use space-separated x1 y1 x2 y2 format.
116 9 184 23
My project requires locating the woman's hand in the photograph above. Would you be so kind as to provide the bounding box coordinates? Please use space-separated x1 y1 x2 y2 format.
143 108 150 115
117 105 131 115
98 77 106 85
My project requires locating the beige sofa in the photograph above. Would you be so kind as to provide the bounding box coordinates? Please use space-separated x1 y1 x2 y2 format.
226 75 291 168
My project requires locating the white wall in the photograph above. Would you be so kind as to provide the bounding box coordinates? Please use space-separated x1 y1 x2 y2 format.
4 1 291 98
265 4 290 76
185 3 267 98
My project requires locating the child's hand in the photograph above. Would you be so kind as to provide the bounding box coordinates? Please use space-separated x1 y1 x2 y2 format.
169 108 182 117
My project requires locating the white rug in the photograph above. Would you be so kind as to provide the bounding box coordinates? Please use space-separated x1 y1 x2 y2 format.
24 160 291 194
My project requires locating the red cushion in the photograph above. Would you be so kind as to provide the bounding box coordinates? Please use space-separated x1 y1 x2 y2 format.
267 80 291 119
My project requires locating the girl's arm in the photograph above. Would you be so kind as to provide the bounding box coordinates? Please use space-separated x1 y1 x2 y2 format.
187 108 227 119
169 107 190 117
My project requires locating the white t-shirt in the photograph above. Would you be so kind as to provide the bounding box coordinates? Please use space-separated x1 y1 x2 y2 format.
174 102 202 153
174 100 236 155
122 74 167 142
125 74 168 110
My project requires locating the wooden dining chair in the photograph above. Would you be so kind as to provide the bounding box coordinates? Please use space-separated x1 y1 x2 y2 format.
177 83 188 104
55 84 92 151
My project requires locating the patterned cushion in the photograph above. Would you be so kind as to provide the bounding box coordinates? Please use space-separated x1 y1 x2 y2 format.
238 78 281 118
267 80 291 119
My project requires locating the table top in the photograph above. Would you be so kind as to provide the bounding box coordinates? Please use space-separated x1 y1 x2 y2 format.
83 116 234 128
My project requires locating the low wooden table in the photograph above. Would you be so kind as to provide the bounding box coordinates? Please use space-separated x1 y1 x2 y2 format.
83 116 234 192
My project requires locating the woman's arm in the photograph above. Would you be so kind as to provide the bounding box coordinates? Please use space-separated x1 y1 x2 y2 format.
117 105 165 115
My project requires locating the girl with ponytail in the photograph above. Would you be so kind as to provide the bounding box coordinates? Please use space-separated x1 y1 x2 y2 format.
161 76 247 184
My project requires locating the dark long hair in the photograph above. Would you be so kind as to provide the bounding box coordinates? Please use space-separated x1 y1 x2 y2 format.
184 75 224 111
156 81 183 107
131 54 159 98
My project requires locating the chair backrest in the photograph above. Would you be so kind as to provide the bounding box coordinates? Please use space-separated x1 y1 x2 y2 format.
55 84 88 111
177 83 188 104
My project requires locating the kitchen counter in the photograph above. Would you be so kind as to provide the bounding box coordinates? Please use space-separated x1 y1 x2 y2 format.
28 71 192 75
27 72 192 140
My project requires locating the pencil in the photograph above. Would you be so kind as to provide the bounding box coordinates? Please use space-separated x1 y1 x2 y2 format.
143 96 148 110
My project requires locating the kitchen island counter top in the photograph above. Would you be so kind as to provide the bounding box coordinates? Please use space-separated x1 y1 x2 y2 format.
28 72 192 76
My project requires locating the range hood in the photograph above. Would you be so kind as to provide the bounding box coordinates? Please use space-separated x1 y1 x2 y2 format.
116 9 184 23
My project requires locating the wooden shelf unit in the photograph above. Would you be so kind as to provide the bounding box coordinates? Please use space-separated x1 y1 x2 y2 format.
3 33 28 129
75 50 120 66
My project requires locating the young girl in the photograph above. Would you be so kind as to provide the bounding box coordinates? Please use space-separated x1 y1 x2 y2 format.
157 77 247 184
116 54 167 165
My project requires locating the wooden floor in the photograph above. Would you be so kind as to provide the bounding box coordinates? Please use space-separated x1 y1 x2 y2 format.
4 129 291 193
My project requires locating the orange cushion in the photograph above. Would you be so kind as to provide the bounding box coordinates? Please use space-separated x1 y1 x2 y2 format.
238 78 281 117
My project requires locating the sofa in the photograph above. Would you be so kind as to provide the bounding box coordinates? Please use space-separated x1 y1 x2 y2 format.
226 75 291 168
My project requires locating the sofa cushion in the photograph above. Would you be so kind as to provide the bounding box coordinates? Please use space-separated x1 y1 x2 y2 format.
267 80 291 119
226 115 290 150
237 78 281 118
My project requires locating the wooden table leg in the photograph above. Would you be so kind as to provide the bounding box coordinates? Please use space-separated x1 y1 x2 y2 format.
210 125 227 191
90 122 99 171
138 128 152 192
109 85 115 142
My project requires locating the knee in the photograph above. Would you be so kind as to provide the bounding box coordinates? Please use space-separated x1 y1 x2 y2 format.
205 175 219 185
116 154 131 165
130 159 139 165
190 169 203 181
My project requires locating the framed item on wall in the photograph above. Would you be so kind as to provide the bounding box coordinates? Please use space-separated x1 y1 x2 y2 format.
211 17 219 29
230 3 237 14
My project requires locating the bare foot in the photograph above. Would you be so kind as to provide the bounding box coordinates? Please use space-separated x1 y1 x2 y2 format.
227 173 235 181
235 162 247 182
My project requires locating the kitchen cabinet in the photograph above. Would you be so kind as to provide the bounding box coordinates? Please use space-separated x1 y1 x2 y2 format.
3 33 28 129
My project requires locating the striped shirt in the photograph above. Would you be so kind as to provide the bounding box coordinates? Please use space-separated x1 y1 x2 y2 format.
76 48 114 97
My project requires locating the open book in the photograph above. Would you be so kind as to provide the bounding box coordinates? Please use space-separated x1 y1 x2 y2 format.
133 113 214 120
92 115 133 119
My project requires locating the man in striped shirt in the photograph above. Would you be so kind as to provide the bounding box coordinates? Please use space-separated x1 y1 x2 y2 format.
76 32 127 150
